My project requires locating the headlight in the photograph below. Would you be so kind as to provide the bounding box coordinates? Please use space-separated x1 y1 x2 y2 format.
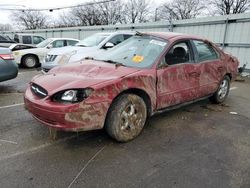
52 88 94 103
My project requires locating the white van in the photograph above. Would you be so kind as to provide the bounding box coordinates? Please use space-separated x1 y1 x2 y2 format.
13 33 45 45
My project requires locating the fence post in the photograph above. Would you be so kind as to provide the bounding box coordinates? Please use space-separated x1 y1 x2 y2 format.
222 18 229 49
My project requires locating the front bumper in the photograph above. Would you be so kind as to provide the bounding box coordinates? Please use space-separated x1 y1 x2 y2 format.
24 86 109 132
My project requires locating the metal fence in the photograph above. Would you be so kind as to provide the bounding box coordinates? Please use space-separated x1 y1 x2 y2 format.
2 12 250 69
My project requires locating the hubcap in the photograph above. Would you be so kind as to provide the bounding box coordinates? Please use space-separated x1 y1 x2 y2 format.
25 57 36 67
218 79 229 99
120 103 144 132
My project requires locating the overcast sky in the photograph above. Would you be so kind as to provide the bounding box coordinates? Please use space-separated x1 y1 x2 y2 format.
0 0 166 25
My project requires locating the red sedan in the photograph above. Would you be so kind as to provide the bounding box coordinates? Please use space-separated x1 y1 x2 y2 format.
24 32 239 142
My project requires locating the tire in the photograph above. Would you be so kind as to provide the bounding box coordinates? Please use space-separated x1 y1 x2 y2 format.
105 94 147 142
209 75 230 104
22 55 39 68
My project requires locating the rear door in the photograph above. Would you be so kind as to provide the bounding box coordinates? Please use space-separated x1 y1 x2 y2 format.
191 40 225 97
156 40 201 109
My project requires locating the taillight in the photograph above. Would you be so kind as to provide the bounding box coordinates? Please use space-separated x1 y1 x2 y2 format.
0 54 14 60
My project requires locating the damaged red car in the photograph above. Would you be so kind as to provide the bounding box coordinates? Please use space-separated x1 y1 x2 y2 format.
24 32 239 142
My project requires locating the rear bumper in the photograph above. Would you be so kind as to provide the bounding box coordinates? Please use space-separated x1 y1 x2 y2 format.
0 59 18 82
24 86 109 132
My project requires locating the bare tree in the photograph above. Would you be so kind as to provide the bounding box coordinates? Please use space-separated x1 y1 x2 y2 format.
11 10 48 30
0 24 12 31
56 12 80 27
96 0 125 24
123 0 152 23
70 4 104 26
210 0 250 15
158 0 206 21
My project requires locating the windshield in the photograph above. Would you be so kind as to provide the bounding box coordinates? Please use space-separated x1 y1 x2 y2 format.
76 33 109 47
95 35 168 68
36 39 53 48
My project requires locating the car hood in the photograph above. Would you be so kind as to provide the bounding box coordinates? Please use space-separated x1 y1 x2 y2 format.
32 60 141 95
48 46 97 56
18 47 44 54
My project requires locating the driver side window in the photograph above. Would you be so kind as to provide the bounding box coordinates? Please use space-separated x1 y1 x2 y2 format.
164 41 192 66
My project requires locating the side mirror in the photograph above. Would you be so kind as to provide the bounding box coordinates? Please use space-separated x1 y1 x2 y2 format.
104 42 115 49
47 44 53 49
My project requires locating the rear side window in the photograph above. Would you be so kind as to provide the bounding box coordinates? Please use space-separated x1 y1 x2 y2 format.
193 40 218 62
22 36 32 44
52 40 64 48
67 40 78 46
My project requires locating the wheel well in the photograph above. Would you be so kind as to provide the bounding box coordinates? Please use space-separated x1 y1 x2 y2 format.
21 54 39 66
225 73 232 80
114 88 152 117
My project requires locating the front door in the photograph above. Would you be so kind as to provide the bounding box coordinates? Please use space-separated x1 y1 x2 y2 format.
156 40 201 109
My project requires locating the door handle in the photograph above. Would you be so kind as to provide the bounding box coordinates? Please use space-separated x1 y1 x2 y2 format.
189 72 200 77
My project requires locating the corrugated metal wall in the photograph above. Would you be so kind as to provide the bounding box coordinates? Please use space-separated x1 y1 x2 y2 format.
2 13 250 68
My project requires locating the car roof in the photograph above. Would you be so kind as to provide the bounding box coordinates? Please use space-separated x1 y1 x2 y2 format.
95 31 136 35
47 38 80 41
144 32 204 41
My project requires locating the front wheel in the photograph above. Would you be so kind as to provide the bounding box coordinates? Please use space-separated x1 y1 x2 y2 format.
210 75 230 104
22 55 39 68
105 94 147 142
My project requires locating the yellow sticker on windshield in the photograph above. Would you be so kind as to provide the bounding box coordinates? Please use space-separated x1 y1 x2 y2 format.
132 55 144 63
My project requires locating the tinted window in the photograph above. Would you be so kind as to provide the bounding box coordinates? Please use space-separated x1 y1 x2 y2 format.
67 40 78 46
164 41 192 66
22 36 32 44
0 35 8 41
52 40 64 48
123 34 133 40
193 40 218 62
33 36 44 44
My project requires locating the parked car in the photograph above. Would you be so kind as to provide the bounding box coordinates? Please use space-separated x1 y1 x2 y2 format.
0 35 16 48
0 47 18 82
42 32 134 72
13 38 80 68
13 33 45 45
24 32 239 142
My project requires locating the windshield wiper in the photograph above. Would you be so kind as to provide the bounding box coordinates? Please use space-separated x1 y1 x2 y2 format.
102 59 125 68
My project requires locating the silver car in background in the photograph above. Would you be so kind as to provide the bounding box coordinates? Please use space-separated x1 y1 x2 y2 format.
0 47 18 82
42 32 134 72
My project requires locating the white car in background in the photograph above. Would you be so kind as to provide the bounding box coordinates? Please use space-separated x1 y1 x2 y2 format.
42 32 134 72
13 38 79 68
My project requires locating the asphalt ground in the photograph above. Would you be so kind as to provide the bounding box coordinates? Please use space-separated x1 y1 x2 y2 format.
0 69 249 188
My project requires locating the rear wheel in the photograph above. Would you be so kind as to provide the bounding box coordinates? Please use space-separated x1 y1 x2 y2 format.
22 55 39 68
105 94 147 142
209 75 230 104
